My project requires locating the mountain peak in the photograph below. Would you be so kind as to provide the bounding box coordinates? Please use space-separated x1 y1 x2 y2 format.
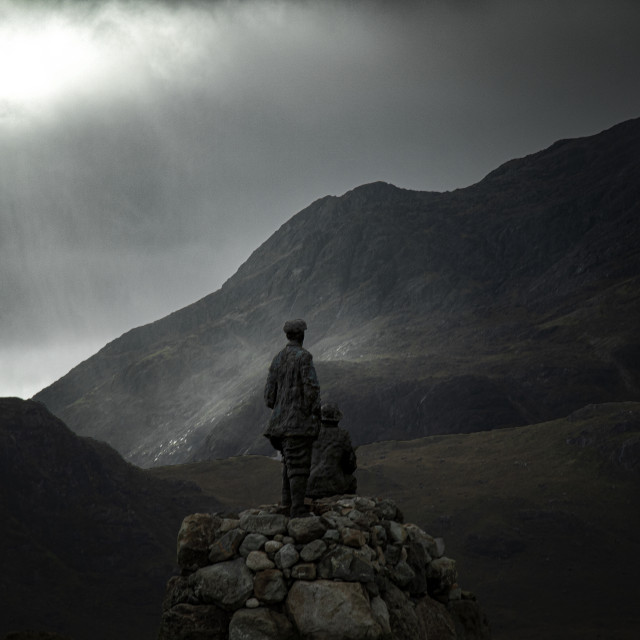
345 180 404 196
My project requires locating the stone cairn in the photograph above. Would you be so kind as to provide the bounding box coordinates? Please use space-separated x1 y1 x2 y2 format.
158 495 490 640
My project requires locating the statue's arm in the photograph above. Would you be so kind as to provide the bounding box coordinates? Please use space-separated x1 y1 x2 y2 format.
301 353 321 416
264 357 279 409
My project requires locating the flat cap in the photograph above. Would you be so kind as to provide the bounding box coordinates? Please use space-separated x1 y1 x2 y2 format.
283 319 307 334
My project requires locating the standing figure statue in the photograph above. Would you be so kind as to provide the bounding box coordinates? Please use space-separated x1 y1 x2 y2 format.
306 403 358 499
264 319 321 517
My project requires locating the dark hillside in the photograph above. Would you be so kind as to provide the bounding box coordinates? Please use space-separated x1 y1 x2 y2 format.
0 398 221 640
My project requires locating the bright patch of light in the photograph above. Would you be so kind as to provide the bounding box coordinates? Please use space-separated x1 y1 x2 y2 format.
0 14 103 115
0 0 364 126
0 1 220 123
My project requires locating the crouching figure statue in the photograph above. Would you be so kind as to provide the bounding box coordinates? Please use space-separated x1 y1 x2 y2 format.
306 402 357 499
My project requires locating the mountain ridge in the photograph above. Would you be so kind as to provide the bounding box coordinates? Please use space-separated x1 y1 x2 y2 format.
34 117 640 466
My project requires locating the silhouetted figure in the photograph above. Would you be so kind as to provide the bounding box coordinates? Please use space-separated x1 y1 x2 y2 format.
264 319 321 517
307 403 357 499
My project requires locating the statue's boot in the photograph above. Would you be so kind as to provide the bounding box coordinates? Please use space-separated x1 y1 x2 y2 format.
289 475 310 518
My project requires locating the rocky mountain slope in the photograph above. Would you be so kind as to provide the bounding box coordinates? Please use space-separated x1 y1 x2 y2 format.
0 398 222 640
35 117 640 466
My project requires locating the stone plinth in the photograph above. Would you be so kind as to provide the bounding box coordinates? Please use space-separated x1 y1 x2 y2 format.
158 495 490 640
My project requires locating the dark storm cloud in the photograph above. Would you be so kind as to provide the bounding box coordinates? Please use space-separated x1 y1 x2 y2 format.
1 0 639 396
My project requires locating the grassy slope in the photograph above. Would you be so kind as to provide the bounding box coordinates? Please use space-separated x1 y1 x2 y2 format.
149 402 640 640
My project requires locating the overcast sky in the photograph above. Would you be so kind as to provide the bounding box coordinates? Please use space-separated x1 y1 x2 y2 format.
1 0 639 398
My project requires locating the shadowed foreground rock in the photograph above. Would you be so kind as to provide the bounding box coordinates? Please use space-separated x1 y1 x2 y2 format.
158 495 490 639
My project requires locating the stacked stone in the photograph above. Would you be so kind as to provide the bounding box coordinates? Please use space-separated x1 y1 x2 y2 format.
158 495 490 640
